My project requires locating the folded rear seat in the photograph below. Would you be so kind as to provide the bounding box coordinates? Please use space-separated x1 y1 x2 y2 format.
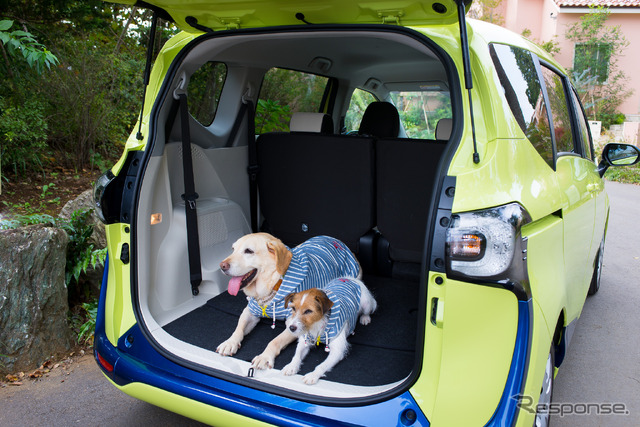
257 113 375 252
376 137 447 271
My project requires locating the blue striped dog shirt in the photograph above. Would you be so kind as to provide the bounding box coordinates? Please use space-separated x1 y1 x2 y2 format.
247 236 360 323
303 278 363 349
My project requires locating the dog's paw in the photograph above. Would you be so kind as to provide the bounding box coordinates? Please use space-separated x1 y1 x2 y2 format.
281 362 300 376
216 339 241 356
359 314 372 325
252 353 275 370
302 371 322 385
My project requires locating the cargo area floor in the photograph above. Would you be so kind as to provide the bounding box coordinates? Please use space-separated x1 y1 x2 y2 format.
164 275 420 386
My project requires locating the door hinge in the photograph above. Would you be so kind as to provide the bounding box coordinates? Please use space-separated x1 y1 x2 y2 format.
219 17 241 30
378 9 404 25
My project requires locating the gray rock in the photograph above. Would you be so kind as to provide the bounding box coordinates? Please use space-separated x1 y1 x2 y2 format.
59 188 106 249
0 224 73 375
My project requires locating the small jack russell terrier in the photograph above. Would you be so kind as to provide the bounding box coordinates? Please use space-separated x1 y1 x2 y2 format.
282 277 377 385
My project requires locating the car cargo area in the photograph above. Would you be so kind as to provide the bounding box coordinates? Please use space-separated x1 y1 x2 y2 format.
132 28 453 398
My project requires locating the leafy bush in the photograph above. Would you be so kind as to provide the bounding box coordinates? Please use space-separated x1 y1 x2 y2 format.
604 163 640 184
43 31 142 167
0 96 51 176
77 300 98 344
599 113 626 130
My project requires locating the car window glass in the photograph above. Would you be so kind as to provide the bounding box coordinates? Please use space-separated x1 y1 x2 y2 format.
490 44 553 168
344 89 377 133
540 66 576 155
390 90 452 139
569 88 593 160
187 62 227 126
256 68 329 134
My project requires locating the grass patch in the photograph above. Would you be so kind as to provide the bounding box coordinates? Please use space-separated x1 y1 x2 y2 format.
604 162 640 184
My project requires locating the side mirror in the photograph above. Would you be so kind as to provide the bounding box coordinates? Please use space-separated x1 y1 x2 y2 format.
597 143 640 177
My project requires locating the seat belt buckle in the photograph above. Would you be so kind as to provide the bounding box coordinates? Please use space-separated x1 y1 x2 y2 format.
182 192 199 209
247 165 259 180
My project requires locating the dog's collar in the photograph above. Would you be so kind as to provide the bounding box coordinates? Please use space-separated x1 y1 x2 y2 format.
304 331 331 352
252 276 284 329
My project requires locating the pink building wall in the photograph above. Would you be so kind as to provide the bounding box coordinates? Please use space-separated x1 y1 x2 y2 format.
499 1 640 119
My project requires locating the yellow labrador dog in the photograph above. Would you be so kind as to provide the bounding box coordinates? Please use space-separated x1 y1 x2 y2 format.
217 233 361 370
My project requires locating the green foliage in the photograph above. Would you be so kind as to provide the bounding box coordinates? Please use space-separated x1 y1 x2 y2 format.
188 62 227 126
255 99 292 133
57 209 106 291
0 212 56 229
0 19 59 74
255 68 328 133
0 4 176 181
0 96 51 176
392 91 452 139
522 29 561 55
42 30 143 166
77 300 98 344
599 113 626 129
566 6 633 124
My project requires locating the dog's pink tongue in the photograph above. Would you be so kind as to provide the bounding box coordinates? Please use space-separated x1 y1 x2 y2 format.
228 276 242 296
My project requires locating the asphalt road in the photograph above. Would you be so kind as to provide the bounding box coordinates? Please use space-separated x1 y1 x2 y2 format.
551 180 640 427
1 181 638 427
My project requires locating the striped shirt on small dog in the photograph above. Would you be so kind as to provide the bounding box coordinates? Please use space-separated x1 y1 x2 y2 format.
311 278 362 344
247 236 360 320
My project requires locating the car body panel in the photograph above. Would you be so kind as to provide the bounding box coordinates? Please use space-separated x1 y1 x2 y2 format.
104 223 136 345
415 275 519 425
555 155 597 320
108 0 464 31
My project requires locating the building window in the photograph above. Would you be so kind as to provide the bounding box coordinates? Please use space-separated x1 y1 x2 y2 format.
573 43 611 83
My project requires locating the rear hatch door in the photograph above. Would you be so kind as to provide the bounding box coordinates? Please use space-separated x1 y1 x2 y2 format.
109 0 466 31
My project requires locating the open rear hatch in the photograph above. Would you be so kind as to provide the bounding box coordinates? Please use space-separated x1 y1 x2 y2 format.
107 0 472 404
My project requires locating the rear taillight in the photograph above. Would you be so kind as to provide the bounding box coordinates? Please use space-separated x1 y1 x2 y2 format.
446 203 530 282
93 170 115 223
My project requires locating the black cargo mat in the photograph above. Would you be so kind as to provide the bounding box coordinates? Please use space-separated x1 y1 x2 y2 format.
163 275 420 386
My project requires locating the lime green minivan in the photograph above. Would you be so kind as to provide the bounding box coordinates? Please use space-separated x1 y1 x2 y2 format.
93 1 640 425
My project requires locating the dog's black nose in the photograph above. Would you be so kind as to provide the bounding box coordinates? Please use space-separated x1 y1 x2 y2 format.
289 325 297 332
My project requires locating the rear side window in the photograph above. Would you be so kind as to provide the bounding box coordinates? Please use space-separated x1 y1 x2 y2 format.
569 89 594 160
490 44 554 168
256 68 329 133
540 66 576 155
187 62 227 126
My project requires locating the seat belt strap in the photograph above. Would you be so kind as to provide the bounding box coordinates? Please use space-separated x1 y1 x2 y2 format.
245 100 259 232
226 101 249 147
178 93 202 296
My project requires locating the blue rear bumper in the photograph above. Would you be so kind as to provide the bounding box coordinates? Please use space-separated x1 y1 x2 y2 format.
93 261 429 426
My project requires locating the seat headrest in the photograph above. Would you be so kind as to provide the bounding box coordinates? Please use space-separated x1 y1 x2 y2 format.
358 102 400 138
289 112 334 134
435 118 452 140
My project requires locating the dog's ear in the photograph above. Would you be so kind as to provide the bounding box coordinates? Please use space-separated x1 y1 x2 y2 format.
316 292 334 314
266 239 292 276
284 292 297 308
